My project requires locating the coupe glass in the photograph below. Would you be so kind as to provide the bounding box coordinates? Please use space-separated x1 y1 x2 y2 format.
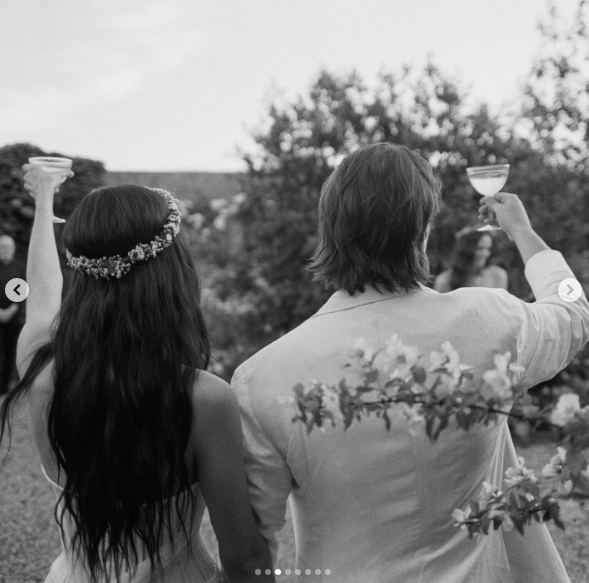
28 157 72 223
466 164 510 231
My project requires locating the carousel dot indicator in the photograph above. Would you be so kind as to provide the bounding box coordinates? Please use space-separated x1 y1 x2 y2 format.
275 569 281 575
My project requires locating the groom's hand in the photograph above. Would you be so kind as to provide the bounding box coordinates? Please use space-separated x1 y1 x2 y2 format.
478 192 533 240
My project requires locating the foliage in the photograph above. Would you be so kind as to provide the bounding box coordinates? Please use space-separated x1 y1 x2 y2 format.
288 336 589 537
522 0 589 166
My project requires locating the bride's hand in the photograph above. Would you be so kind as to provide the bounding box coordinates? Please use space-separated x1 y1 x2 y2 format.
22 164 74 202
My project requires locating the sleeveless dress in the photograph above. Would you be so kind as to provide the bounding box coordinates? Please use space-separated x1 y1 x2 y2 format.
41 466 221 583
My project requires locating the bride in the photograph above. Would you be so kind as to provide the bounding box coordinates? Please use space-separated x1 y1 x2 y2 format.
0 165 275 583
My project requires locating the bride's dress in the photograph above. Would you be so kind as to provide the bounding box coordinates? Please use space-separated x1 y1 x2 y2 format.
42 466 221 583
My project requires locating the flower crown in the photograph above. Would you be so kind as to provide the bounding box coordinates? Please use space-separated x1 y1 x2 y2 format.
66 188 181 279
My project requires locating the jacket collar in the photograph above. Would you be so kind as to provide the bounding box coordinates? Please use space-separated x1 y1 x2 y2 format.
311 283 433 319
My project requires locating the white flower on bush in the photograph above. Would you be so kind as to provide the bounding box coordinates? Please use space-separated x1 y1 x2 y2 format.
385 334 419 364
209 198 227 212
186 213 205 229
434 376 457 398
322 386 340 410
452 505 472 529
494 352 525 377
429 349 447 370
500 514 515 532
371 334 421 381
353 337 376 362
474 483 516 531
213 215 227 231
504 457 537 488
233 192 247 205
558 499 587 524
429 341 473 384
477 481 499 507
482 369 512 399
401 402 425 423
481 352 525 399
550 393 582 426
542 447 568 478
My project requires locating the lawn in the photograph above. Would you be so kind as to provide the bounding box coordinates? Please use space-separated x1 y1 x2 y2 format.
1 400 588 583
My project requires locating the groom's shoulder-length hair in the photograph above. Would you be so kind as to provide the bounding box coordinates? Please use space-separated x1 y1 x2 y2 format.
309 142 441 295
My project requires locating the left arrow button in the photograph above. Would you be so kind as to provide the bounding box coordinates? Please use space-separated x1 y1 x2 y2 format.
5 278 28 302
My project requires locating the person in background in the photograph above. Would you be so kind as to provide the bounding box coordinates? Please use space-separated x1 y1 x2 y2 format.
433 227 508 292
0 235 25 395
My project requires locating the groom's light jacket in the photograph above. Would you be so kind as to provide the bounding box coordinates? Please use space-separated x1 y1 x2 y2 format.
231 250 589 583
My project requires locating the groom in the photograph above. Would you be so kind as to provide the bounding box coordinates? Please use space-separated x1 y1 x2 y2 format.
231 143 589 582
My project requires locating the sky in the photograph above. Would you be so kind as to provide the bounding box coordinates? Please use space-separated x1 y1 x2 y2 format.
0 0 573 172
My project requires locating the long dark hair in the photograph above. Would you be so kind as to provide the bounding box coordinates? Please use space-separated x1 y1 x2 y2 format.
448 229 493 290
0 185 210 582
309 143 441 294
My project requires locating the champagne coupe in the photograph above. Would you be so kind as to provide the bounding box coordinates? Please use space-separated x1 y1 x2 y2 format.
466 164 510 231
28 157 72 223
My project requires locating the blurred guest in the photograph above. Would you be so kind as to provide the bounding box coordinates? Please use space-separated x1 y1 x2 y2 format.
0 235 25 395
434 227 508 292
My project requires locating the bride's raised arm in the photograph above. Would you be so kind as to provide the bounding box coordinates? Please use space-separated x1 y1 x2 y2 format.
16 164 72 375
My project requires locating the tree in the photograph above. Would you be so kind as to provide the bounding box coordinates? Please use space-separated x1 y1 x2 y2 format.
517 0 589 265
522 0 589 167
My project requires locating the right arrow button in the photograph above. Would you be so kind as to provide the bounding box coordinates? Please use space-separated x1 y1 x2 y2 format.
558 278 583 303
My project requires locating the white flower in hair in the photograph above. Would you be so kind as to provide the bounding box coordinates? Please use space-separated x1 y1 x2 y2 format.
66 187 182 279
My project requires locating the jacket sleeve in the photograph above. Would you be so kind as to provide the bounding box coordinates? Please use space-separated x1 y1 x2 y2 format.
231 365 293 568
514 250 589 389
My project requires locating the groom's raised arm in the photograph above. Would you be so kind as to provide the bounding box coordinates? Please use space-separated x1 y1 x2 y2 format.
513 249 589 389
231 365 293 567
